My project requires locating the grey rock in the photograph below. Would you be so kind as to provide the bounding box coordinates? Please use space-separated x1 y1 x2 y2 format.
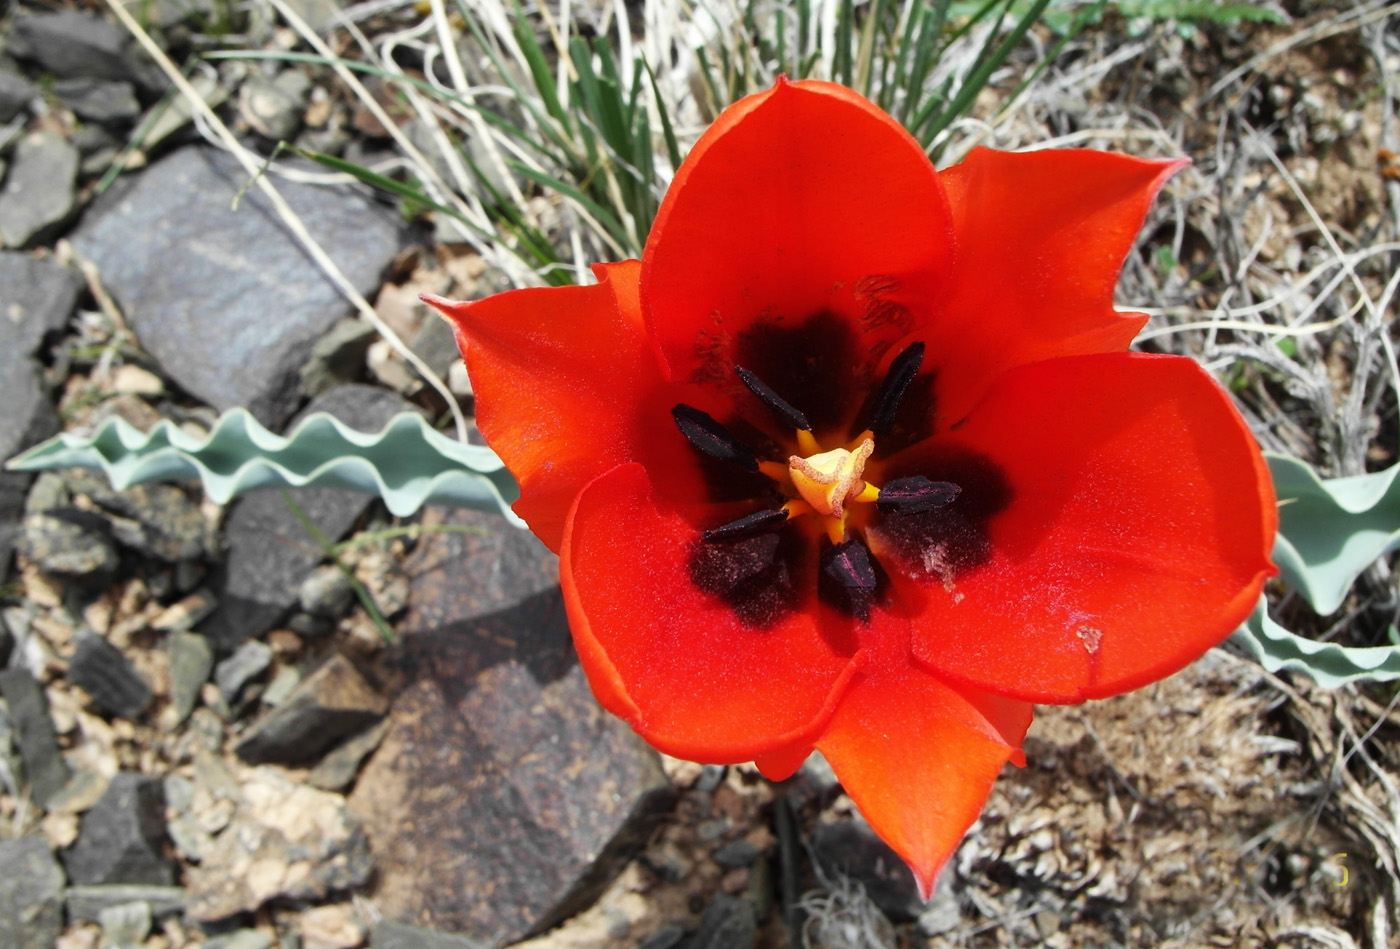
637 924 684 949
260 664 301 706
0 667 72 808
53 78 141 125
348 505 674 945
63 771 174 886
65 884 187 922
10 11 135 82
70 148 407 425
214 640 273 704
695 764 726 793
0 836 66 949
308 717 391 791
0 68 35 123
687 895 757 949
0 252 83 350
410 311 461 381
298 317 376 396
68 630 153 719
299 563 356 617
20 509 120 580
370 920 490 949
281 0 351 32
0 378 57 580
62 470 212 563
240 72 310 141
199 387 421 650
168 631 214 724
186 766 374 921
286 611 336 639
98 900 152 949
713 839 761 870
235 654 386 765
811 819 924 922
205 931 273 949
0 132 79 248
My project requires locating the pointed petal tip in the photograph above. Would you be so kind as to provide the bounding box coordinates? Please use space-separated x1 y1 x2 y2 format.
913 864 941 903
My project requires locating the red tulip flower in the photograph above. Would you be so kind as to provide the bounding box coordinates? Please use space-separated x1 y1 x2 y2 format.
424 79 1277 896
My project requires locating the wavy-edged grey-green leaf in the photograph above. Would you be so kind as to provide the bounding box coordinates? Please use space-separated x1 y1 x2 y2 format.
1232 596 1400 687
1268 453 1400 616
6 409 521 523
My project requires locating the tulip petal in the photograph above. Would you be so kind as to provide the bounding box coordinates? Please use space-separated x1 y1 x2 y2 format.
561 462 862 762
816 664 1033 897
870 352 1277 703
425 262 655 551
928 148 1187 426
643 79 954 437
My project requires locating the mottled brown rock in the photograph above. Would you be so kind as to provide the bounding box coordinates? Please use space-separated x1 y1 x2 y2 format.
234 654 386 765
350 662 673 947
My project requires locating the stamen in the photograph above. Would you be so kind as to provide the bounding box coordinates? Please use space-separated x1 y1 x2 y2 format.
672 405 759 472
876 476 961 515
868 341 925 436
823 538 877 590
702 507 791 542
736 366 812 432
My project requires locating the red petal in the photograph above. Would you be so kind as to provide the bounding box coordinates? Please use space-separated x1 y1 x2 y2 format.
816 664 1032 898
929 148 1187 426
560 462 860 762
642 80 953 400
425 262 659 552
870 353 1276 703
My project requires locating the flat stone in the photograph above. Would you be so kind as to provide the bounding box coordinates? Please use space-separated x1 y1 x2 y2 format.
198 386 419 651
53 78 140 125
63 771 174 886
9 11 136 82
299 563 356 617
370 920 490 949
0 667 72 809
349 511 674 947
0 132 79 248
307 717 391 791
0 68 35 123
0 252 84 351
205 931 273 949
687 895 758 949
98 900 152 949
68 630 153 720
65 884 187 922
62 470 213 563
185 765 374 921
713 839 761 869
637 924 684 949
239 72 309 141
214 640 273 704
0 836 66 949
0 373 57 580
71 148 407 425
811 818 924 922
168 631 215 724
19 509 120 581
0 253 80 559
235 654 386 765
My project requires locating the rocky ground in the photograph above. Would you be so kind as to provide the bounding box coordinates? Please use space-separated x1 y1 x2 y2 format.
1 1 1399 948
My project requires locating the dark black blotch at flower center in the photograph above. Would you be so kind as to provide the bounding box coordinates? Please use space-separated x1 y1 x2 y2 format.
688 529 810 629
680 317 1012 628
734 311 867 437
867 450 1012 582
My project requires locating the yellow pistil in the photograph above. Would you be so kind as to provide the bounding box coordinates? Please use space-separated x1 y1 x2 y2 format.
788 437 875 541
